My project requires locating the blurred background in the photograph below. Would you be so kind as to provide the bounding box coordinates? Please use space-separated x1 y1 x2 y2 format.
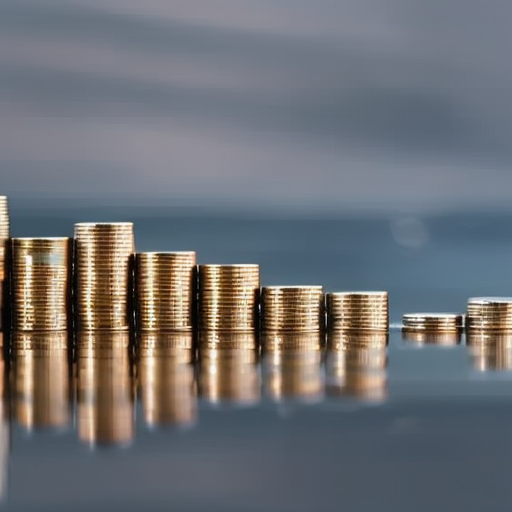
2 0 512 318
2 0 512 211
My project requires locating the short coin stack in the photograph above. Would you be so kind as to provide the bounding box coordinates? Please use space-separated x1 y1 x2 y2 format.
197 264 259 334
402 312 463 345
135 252 196 331
0 196 9 331
326 291 389 333
260 331 324 351
260 286 324 334
402 313 463 332
11 238 72 331
466 297 512 331
75 223 135 331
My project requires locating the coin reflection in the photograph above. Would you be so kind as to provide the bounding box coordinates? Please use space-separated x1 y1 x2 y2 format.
325 332 387 402
467 331 512 371
402 330 461 346
198 339 259 406
76 331 133 447
262 333 323 402
0 337 8 502
11 331 70 430
138 333 196 428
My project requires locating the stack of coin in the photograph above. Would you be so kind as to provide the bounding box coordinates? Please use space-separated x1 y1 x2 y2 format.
261 286 324 332
198 347 260 406
326 330 388 350
466 331 512 371
326 291 388 332
402 313 463 332
198 330 257 350
325 339 387 402
75 222 135 331
11 238 72 331
76 331 133 446
11 331 70 430
198 265 259 331
466 297 512 331
137 331 194 354
261 331 324 351
262 348 323 403
0 196 9 331
138 344 196 428
135 252 196 332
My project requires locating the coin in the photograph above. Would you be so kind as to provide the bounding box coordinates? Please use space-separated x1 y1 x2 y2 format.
198 330 257 350
261 286 324 332
135 252 196 332
10 238 72 331
198 265 260 331
326 291 388 332
75 222 135 331
0 196 9 331
402 312 463 333
466 297 512 331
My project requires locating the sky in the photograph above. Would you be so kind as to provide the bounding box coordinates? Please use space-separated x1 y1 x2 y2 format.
1 0 512 212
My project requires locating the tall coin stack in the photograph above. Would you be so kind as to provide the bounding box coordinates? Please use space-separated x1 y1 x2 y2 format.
135 252 196 332
11 238 72 331
402 312 463 345
466 297 512 331
260 286 324 338
197 265 259 341
75 223 135 331
0 196 9 332
326 291 388 334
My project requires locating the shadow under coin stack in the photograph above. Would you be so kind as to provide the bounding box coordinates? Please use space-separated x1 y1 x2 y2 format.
260 286 324 350
197 265 259 350
402 313 463 346
326 332 388 402
0 197 9 333
135 252 196 332
11 238 72 331
74 223 135 331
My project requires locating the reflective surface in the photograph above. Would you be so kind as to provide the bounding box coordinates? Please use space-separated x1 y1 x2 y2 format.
2 208 512 511
0 327 512 511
